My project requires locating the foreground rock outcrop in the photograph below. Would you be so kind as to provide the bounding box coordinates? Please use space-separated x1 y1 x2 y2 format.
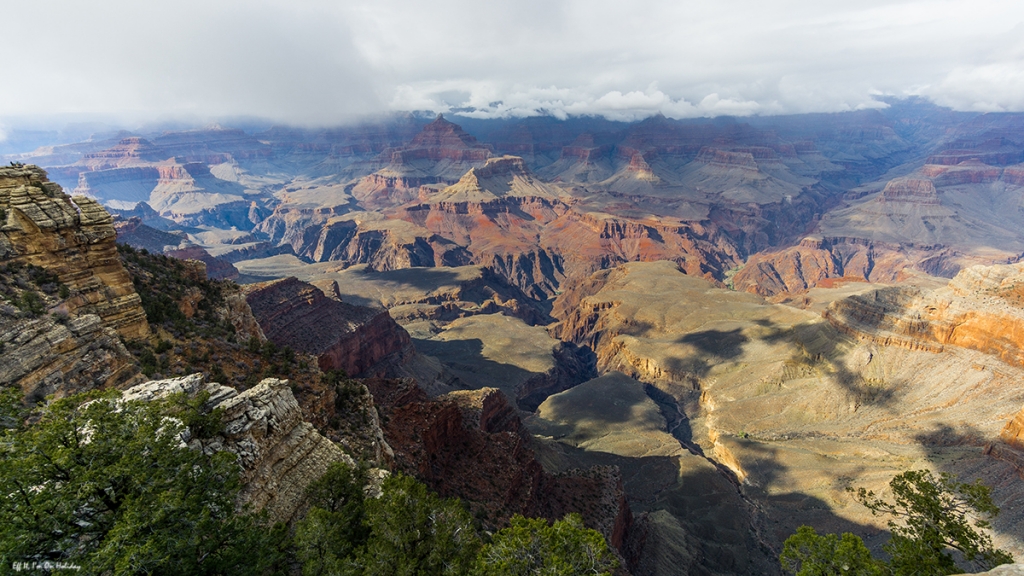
0 308 143 400
1 165 149 338
123 373 356 524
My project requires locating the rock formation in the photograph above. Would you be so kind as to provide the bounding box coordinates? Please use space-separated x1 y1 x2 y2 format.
0 165 149 338
550 260 1024 564
123 374 357 524
349 115 492 210
0 309 144 401
243 276 413 377
362 377 632 549
824 263 1024 366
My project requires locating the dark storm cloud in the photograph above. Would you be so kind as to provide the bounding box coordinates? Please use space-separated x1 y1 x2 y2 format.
1 0 1023 126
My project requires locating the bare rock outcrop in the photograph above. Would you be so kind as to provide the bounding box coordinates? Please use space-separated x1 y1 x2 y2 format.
243 276 413 377
878 177 940 205
0 165 149 339
363 378 632 548
824 263 1024 365
349 115 492 210
732 236 913 297
0 311 143 400
123 374 354 524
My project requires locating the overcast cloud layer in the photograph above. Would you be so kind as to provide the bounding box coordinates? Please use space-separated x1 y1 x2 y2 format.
2 0 1024 130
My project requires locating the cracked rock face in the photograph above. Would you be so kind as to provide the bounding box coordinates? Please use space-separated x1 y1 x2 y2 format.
0 165 149 339
0 311 144 399
124 374 355 524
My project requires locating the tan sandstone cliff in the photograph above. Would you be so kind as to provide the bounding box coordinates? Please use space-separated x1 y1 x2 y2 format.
1 165 149 338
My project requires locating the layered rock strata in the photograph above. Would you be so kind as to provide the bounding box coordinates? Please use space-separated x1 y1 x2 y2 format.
0 165 149 338
824 263 1024 365
362 378 632 549
243 277 412 377
123 374 355 524
0 311 144 400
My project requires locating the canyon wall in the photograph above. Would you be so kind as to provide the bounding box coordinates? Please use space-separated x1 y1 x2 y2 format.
1 165 149 338
243 276 413 377
123 374 356 524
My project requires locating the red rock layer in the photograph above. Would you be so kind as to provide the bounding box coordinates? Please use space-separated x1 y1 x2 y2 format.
919 161 1002 186
78 137 166 169
243 277 412 377
824 266 1024 366
925 149 1022 166
363 378 633 548
695 147 759 170
1001 164 1024 186
732 237 912 297
163 245 240 281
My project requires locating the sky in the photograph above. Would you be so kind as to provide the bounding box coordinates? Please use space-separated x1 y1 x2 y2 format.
2 0 1024 133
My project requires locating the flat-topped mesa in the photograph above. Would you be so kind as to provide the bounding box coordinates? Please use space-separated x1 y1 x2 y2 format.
695 147 759 170
0 165 149 339
1000 164 1024 187
925 143 1023 167
74 166 161 199
242 276 413 377
79 137 166 168
560 143 613 164
877 177 940 204
471 155 530 179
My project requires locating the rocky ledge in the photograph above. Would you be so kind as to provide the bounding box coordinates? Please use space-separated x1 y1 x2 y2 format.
824 262 1024 366
123 373 360 524
362 378 632 550
0 165 149 338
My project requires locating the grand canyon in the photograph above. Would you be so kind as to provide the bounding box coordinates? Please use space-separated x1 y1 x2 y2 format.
4 95 1024 574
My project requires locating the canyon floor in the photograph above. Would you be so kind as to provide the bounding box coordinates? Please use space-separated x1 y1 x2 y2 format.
229 254 1024 574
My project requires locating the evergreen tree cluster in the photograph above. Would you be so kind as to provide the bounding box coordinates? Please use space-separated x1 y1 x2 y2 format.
0 390 620 576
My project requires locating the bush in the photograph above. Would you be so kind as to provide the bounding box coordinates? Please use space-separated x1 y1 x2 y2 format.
781 526 884 576
0 391 284 575
477 513 620 576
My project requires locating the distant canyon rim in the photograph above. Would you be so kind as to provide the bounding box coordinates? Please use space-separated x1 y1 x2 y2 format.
6 99 1024 574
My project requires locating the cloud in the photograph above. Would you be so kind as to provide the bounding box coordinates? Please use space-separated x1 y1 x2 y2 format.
3 0 1024 125
0 0 384 125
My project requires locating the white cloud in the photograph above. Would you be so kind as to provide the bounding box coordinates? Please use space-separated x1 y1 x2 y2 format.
2 0 1024 124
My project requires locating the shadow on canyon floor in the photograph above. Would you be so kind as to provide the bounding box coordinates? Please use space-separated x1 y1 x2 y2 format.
912 423 1024 559
540 438 889 576
412 335 595 411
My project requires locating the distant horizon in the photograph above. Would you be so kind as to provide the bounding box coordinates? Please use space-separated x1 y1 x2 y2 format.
0 95 985 157
3 0 1023 134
